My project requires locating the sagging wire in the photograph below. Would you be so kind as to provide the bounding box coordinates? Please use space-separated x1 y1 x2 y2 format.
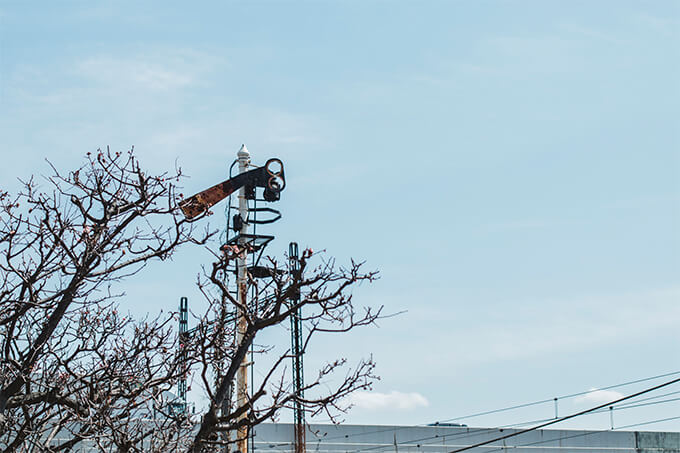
435 369 680 424
324 371 680 453
307 370 680 451
446 375 680 453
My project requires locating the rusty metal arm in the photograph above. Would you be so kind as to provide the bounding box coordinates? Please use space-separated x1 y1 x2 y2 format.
179 158 284 220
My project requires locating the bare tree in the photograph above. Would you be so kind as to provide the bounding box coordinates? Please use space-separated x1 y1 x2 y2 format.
0 150 381 452
186 247 381 452
0 148 211 451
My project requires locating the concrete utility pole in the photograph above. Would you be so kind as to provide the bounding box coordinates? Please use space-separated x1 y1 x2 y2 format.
236 144 250 453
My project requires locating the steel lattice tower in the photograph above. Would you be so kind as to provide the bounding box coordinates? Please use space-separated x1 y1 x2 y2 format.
289 242 306 453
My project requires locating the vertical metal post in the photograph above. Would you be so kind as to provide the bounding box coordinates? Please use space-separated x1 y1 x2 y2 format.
289 242 305 453
236 145 250 453
179 297 188 412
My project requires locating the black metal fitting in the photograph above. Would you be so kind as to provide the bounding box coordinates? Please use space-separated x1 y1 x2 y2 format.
232 214 244 232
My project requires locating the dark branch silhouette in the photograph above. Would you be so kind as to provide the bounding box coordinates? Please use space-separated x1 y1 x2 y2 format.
0 149 381 452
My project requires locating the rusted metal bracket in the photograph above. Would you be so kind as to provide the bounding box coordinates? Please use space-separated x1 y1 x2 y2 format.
179 158 285 220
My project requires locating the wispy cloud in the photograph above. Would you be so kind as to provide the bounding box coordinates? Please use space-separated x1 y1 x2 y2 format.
75 56 195 91
634 13 680 37
575 388 624 405
407 287 680 369
141 105 327 160
6 48 223 107
0 44 328 184
348 391 429 410
485 219 552 231
559 24 625 45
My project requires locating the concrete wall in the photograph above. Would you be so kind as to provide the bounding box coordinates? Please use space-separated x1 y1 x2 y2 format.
253 423 680 453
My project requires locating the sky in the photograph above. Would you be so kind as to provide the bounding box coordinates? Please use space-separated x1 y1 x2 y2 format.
1 0 679 433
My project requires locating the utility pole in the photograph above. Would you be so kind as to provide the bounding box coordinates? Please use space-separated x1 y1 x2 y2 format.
170 297 190 417
178 144 285 453
178 297 188 412
236 144 250 453
289 243 306 453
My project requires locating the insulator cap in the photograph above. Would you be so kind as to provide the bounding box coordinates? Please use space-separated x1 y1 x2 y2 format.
237 144 250 160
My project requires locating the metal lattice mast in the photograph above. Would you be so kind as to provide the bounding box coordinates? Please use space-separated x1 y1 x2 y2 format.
178 297 188 412
289 242 306 453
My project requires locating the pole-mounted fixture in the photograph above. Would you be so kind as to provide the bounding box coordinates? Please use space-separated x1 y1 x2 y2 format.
179 158 285 220
178 146 286 453
176 146 292 453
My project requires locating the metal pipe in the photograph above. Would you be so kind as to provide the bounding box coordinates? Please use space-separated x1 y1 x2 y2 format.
236 144 250 453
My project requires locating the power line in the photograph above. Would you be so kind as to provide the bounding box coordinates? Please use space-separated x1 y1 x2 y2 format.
447 374 680 452
487 393 680 430
462 395 680 432
302 371 680 452
616 415 680 430
349 394 680 453
346 401 680 453
617 396 680 411
348 428 491 453
336 370 680 452
435 369 680 423
614 388 680 406
481 415 680 453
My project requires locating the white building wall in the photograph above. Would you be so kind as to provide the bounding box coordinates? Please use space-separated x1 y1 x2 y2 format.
253 423 680 453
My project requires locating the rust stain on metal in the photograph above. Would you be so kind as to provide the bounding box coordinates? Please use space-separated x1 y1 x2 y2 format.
179 180 236 219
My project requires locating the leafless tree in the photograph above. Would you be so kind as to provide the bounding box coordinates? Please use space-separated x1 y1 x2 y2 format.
0 149 381 452
0 148 211 451
186 247 381 452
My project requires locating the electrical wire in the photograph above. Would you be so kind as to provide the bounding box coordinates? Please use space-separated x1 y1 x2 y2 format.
222 159 238 246
480 415 680 453
482 393 680 430
343 376 680 453
616 415 680 430
447 375 680 452
214 159 677 452
289 412 680 453
458 395 680 432
614 389 680 406
435 369 680 423
254 375 680 453
341 405 680 453
310 370 680 451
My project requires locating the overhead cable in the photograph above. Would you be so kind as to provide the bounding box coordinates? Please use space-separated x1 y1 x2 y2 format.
481 415 680 453
447 375 680 453
341 370 680 452
436 369 680 423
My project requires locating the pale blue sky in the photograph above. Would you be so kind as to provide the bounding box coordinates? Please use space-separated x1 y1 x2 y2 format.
1 1 679 431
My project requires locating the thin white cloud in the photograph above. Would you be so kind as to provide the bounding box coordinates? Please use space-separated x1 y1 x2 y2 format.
405 287 680 369
141 105 326 161
73 50 216 92
634 13 680 37
0 46 327 183
575 388 624 405
485 219 552 231
559 24 625 44
4 48 223 113
348 391 429 411
223 105 326 147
